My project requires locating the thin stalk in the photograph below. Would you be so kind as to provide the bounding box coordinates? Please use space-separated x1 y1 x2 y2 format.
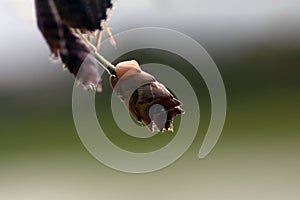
75 29 116 75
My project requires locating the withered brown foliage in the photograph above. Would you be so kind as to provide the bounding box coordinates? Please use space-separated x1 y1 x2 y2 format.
35 0 113 91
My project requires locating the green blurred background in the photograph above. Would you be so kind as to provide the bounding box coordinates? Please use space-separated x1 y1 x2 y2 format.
1 0 299 199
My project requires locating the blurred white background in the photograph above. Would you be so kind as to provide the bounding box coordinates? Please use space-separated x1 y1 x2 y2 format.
0 0 299 89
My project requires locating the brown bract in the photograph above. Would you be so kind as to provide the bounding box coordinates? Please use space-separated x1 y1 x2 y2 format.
110 60 184 132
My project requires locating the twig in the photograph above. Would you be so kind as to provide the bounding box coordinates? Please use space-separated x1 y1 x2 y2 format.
75 29 116 75
95 30 102 50
102 21 116 47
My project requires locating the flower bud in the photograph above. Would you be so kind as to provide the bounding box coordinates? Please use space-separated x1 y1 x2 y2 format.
110 60 184 132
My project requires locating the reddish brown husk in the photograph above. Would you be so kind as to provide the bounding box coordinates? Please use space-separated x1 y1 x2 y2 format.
35 0 113 91
110 61 184 132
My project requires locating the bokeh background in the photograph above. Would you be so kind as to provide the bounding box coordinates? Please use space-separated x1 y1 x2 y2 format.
1 0 299 199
